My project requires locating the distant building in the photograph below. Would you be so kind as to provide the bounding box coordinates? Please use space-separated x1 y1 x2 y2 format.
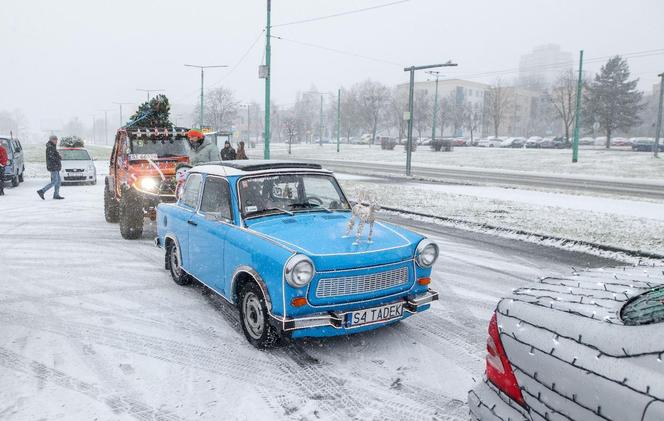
519 44 573 88
397 79 489 137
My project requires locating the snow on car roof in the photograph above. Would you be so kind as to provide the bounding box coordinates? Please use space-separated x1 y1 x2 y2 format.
191 160 330 177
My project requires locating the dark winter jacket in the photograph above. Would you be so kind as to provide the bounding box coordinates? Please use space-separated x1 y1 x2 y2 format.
220 145 237 161
46 141 62 171
236 143 248 160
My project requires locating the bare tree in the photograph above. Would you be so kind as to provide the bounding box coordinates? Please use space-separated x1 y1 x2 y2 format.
412 90 432 140
485 80 513 137
195 86 239 131
355 79 390 144
464 102 482 142
548 70 577 142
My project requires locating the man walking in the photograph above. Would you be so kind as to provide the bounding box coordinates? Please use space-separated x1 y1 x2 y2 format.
0 141 7 196
37 135 64 200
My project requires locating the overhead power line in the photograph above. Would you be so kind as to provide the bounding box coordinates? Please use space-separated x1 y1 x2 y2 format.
271 35 403 67
272 0 412 27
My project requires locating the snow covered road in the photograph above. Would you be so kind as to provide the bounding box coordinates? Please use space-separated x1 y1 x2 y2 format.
0 179 619 420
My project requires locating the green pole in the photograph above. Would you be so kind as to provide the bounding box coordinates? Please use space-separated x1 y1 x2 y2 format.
263 0 271 159
319 95 323 146
336 88 341 153
653 73 663 158
200 67 204 129
406 67 415 175
572 50 584 163
431 74 439 142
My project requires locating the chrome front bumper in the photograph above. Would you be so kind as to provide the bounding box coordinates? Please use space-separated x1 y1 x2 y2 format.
277 289 439 332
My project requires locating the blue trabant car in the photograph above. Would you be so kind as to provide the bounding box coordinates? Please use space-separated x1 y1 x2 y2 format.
155 160 439 348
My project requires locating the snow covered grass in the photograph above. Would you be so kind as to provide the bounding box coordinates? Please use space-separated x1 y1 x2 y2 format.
263 143 664 180
338 178 664 257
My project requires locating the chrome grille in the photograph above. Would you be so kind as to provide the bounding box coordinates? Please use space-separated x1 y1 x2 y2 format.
316 266 409 298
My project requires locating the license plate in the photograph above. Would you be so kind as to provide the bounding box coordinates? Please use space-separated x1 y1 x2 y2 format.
348 302 404 327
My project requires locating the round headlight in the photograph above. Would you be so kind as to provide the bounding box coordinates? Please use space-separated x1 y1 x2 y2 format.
138 177 159 192
416 239 439 268
285 254 315 288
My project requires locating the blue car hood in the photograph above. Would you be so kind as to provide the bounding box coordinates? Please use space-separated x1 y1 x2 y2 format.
245 212 420 270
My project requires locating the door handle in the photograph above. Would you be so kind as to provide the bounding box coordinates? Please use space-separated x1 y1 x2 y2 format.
188 220 198 227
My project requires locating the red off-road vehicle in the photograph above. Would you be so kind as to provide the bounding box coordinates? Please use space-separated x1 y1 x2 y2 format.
104 127 190 239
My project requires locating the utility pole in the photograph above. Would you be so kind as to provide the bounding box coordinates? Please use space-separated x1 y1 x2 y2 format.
319 95 324 146
113 102 132 128
426 71 442 143
405 61 457 176
90 115 96 144
263 0 272 159
654 72 664 158
136 88 164 102
99 109 112 145
184 64 228 129
247 104 251 143
572 50 584 163
336 88 341 153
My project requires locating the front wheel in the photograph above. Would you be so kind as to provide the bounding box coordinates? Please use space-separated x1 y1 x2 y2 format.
11 173 18 187
239 283 280 349
104 183 119 223
166 241 191 286
119 187 144 239
18 168 24 183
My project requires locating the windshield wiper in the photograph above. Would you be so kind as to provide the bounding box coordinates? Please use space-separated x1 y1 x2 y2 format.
246 207 294 218
289 202 332 213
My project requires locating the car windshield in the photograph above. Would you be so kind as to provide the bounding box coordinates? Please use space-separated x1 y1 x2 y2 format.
0 139 10 152
238 173 350 218
60 149 91 160
130 138 188 157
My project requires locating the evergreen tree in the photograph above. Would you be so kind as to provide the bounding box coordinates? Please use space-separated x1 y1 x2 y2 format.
584 56 644 148
128 94 173 128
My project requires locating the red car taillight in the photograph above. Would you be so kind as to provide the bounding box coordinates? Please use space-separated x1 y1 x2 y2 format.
486 312 527 407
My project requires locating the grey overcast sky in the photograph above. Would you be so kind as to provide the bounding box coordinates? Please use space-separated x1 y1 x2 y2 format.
2 0 663 132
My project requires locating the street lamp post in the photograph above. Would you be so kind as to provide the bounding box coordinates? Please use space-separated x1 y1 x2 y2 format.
136 88 164 102
113 102 132 128
404 61 457 176
184 64 228 129
306 91 338 147
99 109 113 145
426 71 443 143
336 88 341 153
654 72 664 158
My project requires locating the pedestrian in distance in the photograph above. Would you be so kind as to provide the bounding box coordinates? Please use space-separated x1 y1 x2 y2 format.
37 135 64 200
220 140 236 161
186 129 220 166
236 141 248 160
0 142 7 196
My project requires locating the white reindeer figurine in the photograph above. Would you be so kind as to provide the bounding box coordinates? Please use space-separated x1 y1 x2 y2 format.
344 191 381 245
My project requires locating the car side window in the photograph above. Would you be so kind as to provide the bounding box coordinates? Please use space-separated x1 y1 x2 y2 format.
200 177 232 221
181 173 202 209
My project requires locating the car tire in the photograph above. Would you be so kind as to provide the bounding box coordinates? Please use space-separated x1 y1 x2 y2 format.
166 240 191 286
239 282 280 349
119 187 143 239
11 172 19 187
18 167 24 183
104 183 120 223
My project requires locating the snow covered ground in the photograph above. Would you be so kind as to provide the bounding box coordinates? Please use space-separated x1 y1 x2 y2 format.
264 143 664 180
338 177 664 256
0 177 619 420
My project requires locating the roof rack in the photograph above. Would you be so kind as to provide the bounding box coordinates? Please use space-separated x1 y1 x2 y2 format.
126 127 189 140
208 160 323 172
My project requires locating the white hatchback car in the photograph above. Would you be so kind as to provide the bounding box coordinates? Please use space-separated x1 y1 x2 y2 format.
58 148 97 185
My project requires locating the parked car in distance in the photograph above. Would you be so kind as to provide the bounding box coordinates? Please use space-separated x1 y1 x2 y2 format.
525 136 542 148
499 137 525 148
452 138 469 146
430 137 454 151
611 137 630 146
104 126 191 239
0 135 25 187
468 266 664 421
578 136 595 145
477 137 502 147
59 148 97 185
595 136 608 146
156 160 440 348
631 137 662 152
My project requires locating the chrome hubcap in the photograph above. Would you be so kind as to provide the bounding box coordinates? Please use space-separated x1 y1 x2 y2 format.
243 292 264 340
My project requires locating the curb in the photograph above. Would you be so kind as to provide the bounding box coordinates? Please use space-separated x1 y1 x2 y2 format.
380 205 664 261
